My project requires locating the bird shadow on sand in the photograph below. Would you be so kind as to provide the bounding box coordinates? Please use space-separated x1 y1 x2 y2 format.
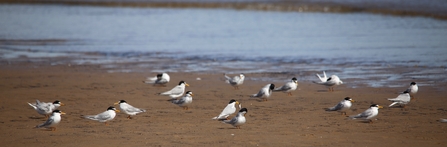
217 127 240 130
28 116 45 119
316 90 329 92
35 128 55 132
352 119 379 124
358 121 373 124
248 98 268 102
346 117 375 124
388 106 408 111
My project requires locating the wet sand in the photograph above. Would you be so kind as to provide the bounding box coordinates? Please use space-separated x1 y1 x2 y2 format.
1 62 447 146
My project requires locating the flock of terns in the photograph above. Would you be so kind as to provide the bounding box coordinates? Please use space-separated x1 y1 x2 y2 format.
28 71 421 131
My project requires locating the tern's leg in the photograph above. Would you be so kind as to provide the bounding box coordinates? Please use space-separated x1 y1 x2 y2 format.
127 115 132 119
401 105 408 111
105 122 108 126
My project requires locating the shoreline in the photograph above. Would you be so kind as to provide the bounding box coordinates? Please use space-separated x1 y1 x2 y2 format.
1 49 446 89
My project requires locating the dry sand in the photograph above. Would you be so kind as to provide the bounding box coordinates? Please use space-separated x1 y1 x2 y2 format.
1 62 447 147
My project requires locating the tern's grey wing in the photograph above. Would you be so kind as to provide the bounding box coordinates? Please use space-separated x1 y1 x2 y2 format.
222 105 235 115
328 102 344 111
253 89 266 97
143 76 158 83
226 76 240 85
96 111 112 120
224 117 238 125
85 111 111 121
147 76 157 81
403 89 410 93
221 105 235 116
161 86 184 95
356 109 373 118
172 98 186 105
325 79 338 85
403 86 412 93
213 104 235 119
224 75 237 85
83 115 97 120
274 83 292 91
125 106 146 113
37 103 51 113
35 100 49 110
389 93 410 102
156 78 168 84
312 81 328 85
232 76 241 83
121 104 146 113
37 118 54 128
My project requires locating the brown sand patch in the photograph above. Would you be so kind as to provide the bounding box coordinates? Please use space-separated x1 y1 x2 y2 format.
0 63 446 146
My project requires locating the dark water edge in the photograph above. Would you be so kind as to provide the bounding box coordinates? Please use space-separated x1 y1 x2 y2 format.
1 0 447 20
1 46 446 90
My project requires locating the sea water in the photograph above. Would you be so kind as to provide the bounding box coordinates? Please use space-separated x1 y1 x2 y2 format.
0 4 446 87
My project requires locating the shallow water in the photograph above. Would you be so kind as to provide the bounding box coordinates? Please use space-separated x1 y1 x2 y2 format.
0 4 446 88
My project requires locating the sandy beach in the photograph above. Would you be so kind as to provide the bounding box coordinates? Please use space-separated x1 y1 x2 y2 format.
1 62 446 146
1 0 447 146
